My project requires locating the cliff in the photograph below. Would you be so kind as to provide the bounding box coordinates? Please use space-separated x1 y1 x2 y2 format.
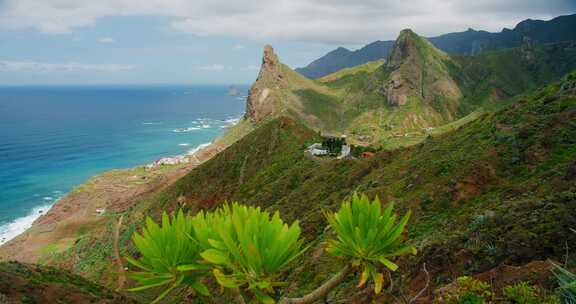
245 45 287 122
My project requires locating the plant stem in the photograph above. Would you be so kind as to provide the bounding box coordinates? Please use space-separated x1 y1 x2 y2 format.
278 265 351 304
231 287 246 304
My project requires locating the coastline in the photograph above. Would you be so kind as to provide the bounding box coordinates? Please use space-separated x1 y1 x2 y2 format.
0 116 252 260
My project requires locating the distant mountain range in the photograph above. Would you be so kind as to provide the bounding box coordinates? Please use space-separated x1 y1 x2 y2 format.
245 28 576 146
296 13 576 79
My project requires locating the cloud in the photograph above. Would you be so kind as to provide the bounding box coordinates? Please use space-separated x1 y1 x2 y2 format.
0 0 574 44
241 65 259 71
0 60 136 72
233 44 245 50
98 37 115 43
194 64 226 71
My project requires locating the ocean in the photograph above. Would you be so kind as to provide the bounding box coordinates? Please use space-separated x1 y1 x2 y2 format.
0 85 248 244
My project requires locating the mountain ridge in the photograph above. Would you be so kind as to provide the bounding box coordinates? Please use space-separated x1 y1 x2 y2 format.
296 13 576 79
1 20 576 304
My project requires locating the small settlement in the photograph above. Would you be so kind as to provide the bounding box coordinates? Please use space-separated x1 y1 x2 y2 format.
306 135 351 159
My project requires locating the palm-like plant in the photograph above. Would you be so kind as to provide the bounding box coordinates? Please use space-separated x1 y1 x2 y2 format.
194 203 307 303
325 193 416 294
126 210 210 304
554 263 576 303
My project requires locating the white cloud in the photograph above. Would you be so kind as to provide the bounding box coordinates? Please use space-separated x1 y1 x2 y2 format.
233 44 245 50
241 65 259 71
0 60 135 72
0 0 574 44
98 37 115 43
194 64 226 71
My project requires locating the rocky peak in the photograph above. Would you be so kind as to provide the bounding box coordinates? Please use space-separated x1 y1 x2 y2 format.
381 29 462 106
261 44 280 73
245 45 288 122
386 29 419 69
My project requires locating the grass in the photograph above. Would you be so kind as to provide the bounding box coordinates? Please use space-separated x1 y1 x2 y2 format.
318 60 384 82
16 37 576 302
35 73 576 303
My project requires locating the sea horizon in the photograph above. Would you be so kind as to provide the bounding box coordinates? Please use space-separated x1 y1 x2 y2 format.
0 84 248 244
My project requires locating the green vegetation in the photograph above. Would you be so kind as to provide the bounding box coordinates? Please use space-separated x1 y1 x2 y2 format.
7 25 576 304
321 136 346 155
317 60 384 83
554 265 576 303
126 210 209 304
195 203 306 303
503 282 554 304
437 277 561 304
325 194 416 294
126 196 415 303
37 71 575 303
0 261 137 303
440 276 495 303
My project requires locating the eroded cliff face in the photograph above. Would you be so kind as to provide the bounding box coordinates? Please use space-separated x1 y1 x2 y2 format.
245 45 288 122
382 29 462 106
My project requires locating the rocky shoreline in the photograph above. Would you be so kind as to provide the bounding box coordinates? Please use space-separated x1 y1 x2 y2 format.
0 132 231 263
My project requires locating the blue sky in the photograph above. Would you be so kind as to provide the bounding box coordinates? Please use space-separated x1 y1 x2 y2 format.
0 0 574 85
0 16 333 85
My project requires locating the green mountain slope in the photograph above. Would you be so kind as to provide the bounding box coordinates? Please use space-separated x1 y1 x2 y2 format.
296 13 576 79
317 33 576 146
0 261 138 303
2 29 576 303
242 30 576 150
36 72 576 302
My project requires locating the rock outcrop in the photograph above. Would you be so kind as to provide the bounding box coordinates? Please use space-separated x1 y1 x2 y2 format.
244 44 335 128
381 29 462 106
245 45 288 122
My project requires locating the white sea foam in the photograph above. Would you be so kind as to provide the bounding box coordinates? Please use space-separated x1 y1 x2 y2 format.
201 124 211 129
187 142 212 155
178 143 190 146
0 203 54 245
142 122 163 125
173 127 201 133
224 117 241 125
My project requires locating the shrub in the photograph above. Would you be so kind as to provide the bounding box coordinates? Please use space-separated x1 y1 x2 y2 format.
325 193 416 294
503 282 538 304
195 203 307 303
440 276 494 304
126 210 209 304
553 264 576 304
459 292 485 304
127 195 416 303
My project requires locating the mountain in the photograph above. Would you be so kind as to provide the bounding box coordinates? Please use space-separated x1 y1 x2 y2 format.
246 29 576 146
0 261 137 303
1 26 576 303
244 44 337 130
381 29 462 106
307 31 576 145
297 13 576 79
295 42 394 79
10 71 574 303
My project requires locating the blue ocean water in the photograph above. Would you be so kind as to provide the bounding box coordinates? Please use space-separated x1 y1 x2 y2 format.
0 85 247 242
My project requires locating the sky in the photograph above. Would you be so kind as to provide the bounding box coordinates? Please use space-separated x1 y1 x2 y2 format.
0 0 574 85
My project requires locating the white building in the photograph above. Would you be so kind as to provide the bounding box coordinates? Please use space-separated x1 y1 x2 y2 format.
307 143 328 156
338 145 351 159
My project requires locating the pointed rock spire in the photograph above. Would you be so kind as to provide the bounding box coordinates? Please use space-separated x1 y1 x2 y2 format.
245 45 287 122
386 29 419 69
